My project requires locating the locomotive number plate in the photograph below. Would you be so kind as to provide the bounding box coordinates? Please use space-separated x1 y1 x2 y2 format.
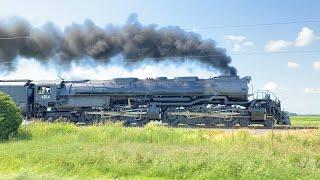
41 95 51 99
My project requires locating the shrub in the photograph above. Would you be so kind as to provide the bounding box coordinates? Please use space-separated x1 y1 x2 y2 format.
0 92 23 140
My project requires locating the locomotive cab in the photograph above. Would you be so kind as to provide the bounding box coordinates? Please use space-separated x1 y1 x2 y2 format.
33 81 60 110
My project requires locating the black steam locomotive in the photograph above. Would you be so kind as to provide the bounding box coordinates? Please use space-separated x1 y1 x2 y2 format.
0 76 290 127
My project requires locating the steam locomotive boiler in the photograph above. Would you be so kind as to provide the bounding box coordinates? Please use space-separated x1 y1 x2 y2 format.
0 76 290 127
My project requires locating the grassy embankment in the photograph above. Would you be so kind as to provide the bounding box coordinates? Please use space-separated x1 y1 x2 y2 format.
1 119 320 179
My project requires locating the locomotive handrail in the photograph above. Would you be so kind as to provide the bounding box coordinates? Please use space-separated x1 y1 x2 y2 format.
255 90 280 103
0 79 31 82
63 80 90 83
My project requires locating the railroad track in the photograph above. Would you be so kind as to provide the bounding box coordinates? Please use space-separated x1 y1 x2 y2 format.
45 120 320 130
123 123 320 130
172 125 320 130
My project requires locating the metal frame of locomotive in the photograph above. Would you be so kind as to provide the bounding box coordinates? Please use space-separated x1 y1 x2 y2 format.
0 76 290 127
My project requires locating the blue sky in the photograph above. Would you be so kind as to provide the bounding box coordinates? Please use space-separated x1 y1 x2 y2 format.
0 0 319 114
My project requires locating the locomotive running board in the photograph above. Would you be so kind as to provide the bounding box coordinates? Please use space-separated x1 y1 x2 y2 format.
85 110 147 118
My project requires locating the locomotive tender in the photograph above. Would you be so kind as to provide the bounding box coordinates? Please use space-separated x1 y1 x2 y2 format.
0 76 290 127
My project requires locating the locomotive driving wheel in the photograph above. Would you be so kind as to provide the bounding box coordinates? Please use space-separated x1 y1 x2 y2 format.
123 117 149 126
205 117 219 126
264 117 275 128
238 118 251 127
163 108 181 126
223 117 237 127
223 120 237 127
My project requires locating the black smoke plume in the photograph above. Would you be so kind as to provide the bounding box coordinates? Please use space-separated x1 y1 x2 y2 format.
0 14 237 75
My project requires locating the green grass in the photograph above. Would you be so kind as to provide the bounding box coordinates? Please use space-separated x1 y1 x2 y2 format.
291 116 320 127
1 122 320 179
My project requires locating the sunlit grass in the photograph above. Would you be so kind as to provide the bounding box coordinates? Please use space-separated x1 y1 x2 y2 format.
291 116 320 127
0 122 320 179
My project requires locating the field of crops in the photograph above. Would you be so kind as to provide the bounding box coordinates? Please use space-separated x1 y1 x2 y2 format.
0 116 320 179
291 116 320 127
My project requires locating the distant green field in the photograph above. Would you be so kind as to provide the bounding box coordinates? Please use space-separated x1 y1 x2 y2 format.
1 122 320 179
290 116 320 126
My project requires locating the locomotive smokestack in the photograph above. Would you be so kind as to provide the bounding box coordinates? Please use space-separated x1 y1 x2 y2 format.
0 14 237 75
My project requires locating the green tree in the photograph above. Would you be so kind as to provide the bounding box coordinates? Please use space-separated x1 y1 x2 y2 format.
0 92 23 140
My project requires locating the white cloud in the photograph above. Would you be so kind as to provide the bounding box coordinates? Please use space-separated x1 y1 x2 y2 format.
287 61 300 69
304 88 320 94
232 44 241 52
225 35 255 52
295 27 317 47
263 82 279 91
192 28 198 32
242 41 255 47
224 35 247 43
313 61 320 70
264 27 318 52
263 82 287 92
264 40 292 52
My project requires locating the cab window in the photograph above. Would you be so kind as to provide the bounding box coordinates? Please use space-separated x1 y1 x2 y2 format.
37 86 51 94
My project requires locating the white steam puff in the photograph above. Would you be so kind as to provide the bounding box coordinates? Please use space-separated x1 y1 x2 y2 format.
0 58 216 80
